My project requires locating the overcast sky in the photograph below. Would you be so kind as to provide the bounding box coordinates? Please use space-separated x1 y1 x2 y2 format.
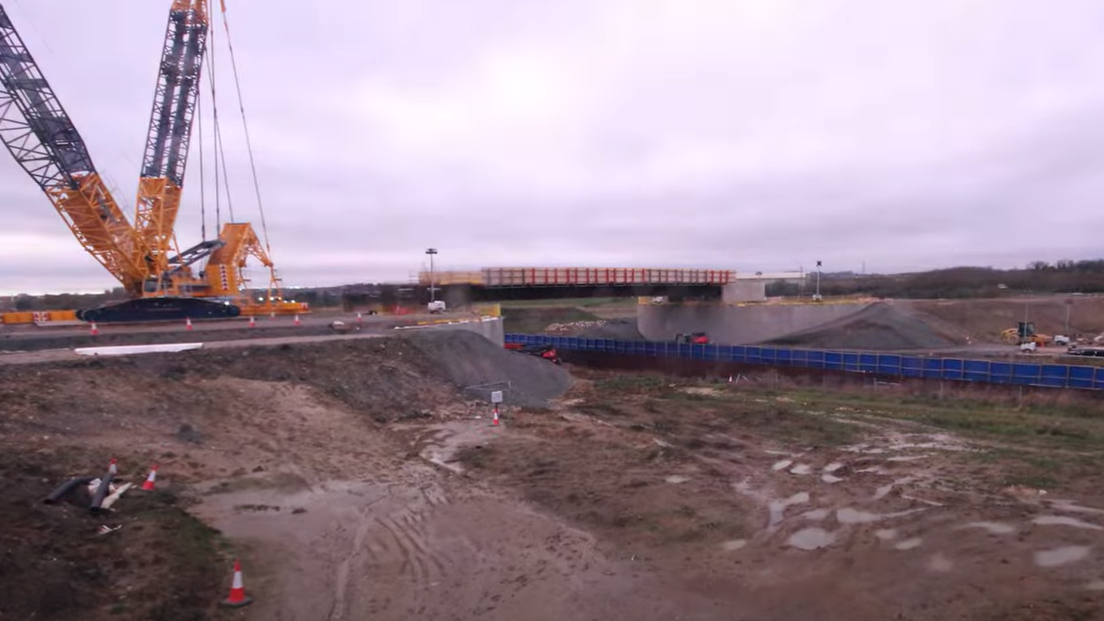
2 0 1103 294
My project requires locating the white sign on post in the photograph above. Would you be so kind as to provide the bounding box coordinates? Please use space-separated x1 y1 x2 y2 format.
490 390 504 404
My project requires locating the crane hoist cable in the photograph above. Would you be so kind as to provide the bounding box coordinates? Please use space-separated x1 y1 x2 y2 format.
218 0 273 260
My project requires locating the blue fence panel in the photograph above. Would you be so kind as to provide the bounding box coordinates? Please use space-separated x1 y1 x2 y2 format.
503 334 1104 391
901 356 923 378
1041 365 1070 388
989 362 1012 384
877 354 902 376
942 358 964 381
963 360 989 383
1012 363 1042 386
1068 366 1094 389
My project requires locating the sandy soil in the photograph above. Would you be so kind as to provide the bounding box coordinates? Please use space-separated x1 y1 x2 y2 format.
3 325 1104 620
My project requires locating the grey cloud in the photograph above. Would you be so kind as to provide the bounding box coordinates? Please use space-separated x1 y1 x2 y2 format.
3 0 1104 295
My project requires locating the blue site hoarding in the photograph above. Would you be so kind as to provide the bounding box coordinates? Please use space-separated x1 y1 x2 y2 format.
505 334 1104 391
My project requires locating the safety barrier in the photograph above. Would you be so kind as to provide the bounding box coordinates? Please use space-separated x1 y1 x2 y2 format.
505 334 1104 391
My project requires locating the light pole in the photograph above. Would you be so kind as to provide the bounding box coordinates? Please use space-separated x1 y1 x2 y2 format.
814 260 822 301
425 248 438 303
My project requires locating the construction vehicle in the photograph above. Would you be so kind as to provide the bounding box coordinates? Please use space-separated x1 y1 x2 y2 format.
0 2 299 323
1001 322 1051 347
504 342 562 364
675 332 710 345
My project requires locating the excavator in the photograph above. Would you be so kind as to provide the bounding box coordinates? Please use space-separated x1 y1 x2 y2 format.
0 1 301 322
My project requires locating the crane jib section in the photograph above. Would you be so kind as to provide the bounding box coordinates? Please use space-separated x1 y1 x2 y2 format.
141 4 208 186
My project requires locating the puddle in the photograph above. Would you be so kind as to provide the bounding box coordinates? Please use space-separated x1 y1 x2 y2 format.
821 473 844 484
787 527 836 550
875 528 897 540
720 539 747 552
855 467 890 475
887 455 929 462
1032 515 1103 530
836 507 925 524
960 522 1016 535
823 462 845 473
1047 500 1104 515
1086 580 1104 591
764 450 791 456
789 464 813 475
1035 545 1091 568
772 459 794 472
873 477 915 500
665 475 692 484
894 537 923 551
801 509 831 521
927 553 953 572
768 492 811 529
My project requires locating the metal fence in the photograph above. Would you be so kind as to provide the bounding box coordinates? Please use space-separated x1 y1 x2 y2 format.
505 334 1104 391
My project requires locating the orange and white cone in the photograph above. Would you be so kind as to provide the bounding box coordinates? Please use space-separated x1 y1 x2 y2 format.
185 317 193 331
728 375 733 384
90 321 99 336
221 560 253 607
248 315 256 328
293 315 301 326
492 405 500 426
108 458 117 475
356 312 363 324
141 465 158 491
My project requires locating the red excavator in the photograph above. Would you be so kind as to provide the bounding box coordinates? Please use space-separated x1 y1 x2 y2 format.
505 342 561 364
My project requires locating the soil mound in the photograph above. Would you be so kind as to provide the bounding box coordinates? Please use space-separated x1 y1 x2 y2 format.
765 303 964 350
405 330 572 407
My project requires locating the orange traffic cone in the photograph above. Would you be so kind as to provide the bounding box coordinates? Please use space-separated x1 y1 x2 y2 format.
90 321 99 336
108 458 117 475
728 375 733 384
248 315 256 328
492 405 500 426
293 315 301 326
185 317 193 331
356 312 363 324
221 560 253 607
141 465 158 491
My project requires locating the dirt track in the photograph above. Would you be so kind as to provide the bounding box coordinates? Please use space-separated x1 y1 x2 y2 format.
3 329 1104 620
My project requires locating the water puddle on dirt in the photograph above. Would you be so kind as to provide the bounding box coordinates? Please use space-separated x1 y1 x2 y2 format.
927 553 954 572
801 509 831 521
788 527 836 550
772 459 794 472
874 477 916 500
1032 515 1104 530
875 528 897 540
960 522 1016 535
836 507 925 524
1035 545 1091 568
665 475 692 484
894 538 923 551
821 474 844 484
789 464 813 475
1086 580 1104 591
823 462 845 473
720 539 748 552
1047 500 1104 515
887 455 929 462
769 492 811 529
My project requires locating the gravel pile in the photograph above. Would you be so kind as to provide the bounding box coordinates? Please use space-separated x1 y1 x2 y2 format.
404 330 572 408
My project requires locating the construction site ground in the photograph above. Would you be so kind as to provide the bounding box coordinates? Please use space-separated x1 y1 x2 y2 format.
2 326 1104 620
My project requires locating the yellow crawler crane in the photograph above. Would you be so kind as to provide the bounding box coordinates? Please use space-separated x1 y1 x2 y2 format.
0 1 303 322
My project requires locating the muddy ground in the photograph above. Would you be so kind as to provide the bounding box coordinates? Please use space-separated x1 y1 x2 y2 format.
2 331 1104 620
